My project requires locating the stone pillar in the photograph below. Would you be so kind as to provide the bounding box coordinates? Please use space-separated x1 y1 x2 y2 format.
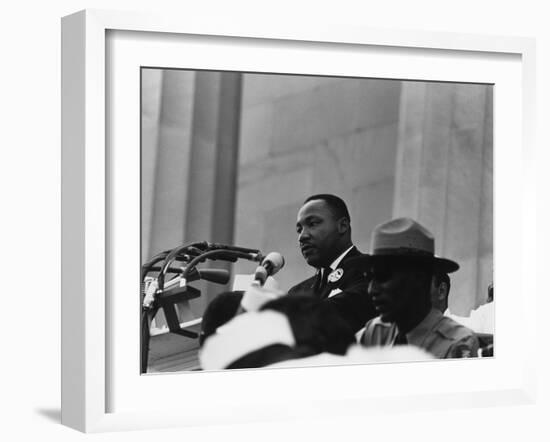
142 70 242 324
233 76 401 290
141 70 195 331
140 69 162 263
144 69 195 260
184 71 243 311
394 82 493 315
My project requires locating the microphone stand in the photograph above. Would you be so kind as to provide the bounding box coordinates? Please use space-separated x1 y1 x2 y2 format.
140 243 263 374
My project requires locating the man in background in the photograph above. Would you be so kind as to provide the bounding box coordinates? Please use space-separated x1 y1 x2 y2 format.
288 194 376 333
431 272 451 313
430 272 493 356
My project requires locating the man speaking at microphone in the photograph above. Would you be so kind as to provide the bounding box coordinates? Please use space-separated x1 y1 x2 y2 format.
288 194 377 333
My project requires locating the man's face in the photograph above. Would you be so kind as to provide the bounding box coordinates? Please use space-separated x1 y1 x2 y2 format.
368 259 430 323
296 199 346 268
430 275 449 313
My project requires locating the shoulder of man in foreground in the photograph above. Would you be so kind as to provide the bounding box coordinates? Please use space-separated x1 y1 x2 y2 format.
436 314 480 358
357 316 393 346
359 314 480 359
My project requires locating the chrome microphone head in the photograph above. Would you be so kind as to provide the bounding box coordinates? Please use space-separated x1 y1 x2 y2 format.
254 265 269 285
261 252 285 276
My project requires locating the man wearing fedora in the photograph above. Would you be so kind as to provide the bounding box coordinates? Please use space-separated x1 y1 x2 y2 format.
358 217 479 358
288 194 377 333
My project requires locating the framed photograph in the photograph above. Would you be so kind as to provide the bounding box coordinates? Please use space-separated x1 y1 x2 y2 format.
61 9 536 432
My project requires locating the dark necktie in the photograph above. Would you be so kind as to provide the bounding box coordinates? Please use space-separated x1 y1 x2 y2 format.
316 267 331 294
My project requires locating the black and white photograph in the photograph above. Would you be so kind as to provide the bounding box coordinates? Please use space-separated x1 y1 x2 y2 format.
4 0 543 437
140 69 494 374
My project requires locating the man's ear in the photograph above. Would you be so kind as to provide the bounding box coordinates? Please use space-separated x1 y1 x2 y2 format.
337 217 350 234
437 282 449 300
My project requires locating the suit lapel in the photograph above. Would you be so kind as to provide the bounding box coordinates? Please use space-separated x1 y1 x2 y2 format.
319 247 360 299
319 284 332 300
288 247 363 299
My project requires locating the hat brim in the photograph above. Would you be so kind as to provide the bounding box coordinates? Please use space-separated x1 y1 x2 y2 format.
348 253 459 274
433 256 459 273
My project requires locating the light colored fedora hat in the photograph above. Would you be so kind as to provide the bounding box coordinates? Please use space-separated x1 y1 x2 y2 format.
368 217 459 273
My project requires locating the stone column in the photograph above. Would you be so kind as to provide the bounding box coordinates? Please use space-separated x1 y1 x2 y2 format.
184 71 243 311
141 70 195 331
143 70 242 322
394 82 493 315
140 69 162 263
144 69 195 260
142 70 242 361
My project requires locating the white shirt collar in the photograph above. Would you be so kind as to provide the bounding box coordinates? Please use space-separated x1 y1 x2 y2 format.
327 245 354 272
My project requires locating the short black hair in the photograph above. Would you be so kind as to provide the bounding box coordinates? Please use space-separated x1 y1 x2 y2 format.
303 194 351 223
433 272 451 291
261 294 355 355
199 291 244 346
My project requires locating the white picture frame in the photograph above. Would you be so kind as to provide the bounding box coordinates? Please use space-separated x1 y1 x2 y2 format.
61 9 537 433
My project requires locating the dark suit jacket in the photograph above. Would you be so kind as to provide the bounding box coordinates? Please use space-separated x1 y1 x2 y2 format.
288 247 376 333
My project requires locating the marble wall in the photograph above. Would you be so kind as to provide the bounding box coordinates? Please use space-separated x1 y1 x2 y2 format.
233 74 401 292
141 69 195 263
393 81 493 314
142 69 243 322
142 71 492 324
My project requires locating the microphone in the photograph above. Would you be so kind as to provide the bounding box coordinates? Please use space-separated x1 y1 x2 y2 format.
147 267 230 284
253 252 285 286
240 253 285 311
166 267 231 289
188 268 231 285
206 243 261 255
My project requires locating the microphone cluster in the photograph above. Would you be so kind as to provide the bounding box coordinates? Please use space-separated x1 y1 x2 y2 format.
141 241 285 310
140 240 285 374
253 252 285 286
